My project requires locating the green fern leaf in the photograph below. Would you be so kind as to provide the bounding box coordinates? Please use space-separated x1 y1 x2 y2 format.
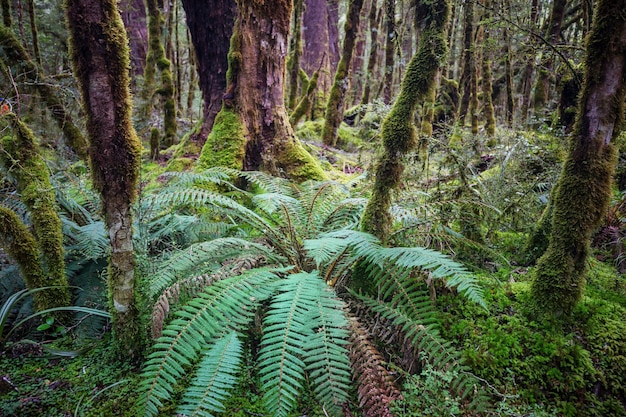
303 280 351 416
146 237 284 299
258 271 321 417
138 268 281 416
176 331 242 417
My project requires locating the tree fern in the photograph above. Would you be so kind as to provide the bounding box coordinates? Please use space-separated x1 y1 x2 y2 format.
176 331 243 417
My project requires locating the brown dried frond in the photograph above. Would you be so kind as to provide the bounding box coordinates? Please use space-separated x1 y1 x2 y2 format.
348 316 402 417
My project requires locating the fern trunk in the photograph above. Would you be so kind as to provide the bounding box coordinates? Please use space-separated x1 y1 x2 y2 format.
531 0 626 316
66 0 143 355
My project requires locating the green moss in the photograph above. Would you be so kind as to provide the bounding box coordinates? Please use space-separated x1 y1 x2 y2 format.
197 108 247 170
290 70 318 126
277 138 328 182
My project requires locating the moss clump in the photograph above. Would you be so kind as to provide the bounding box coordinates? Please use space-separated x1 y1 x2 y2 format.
277 138 329 183
197 108 247 170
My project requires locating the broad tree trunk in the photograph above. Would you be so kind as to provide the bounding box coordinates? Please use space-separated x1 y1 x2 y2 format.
302 0 339 117
531 0 626 316
321 0 364 147
200 0 326 181
66 0 143 354
181 0 235 142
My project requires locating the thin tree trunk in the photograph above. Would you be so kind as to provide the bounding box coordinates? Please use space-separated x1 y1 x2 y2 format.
532 0 626 316
361 0 451 242
360 1 381 105
66 0 143 354
1 0 11 27
382 0 395 103
287 0 304 110
519 0 539 123
321 0 364 147
481 2 495 137
25 0 40 67
119 0 148 77
457 0 473 124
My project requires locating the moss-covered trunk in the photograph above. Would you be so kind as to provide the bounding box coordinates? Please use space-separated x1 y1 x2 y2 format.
207 0 326 182
456 0 473 124
531 0 626 316
480 3 495 137
382 0 395 104
0 114 71 318
287 0 304 110
66 0 142 355
321 0 363 147
360 1 381 106
361 0 451 242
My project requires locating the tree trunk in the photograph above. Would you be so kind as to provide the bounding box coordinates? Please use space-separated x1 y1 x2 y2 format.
26 0 41 67
181 0 235 143
321 0 364 147
457 0 473 124
1 0 11 27
200 0 326 182
0 114 72 319
302 0 339 117
480 4 495 137
361 0 450 242
287 0 304 110
119 0 148 77
360 1 381 106
531 0 626 316
66 0 143 354
532 0 567 114
382 0 395 104
519 0 539 123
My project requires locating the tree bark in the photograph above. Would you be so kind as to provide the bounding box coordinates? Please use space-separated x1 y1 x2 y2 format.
457 0 473 124
66 0 143 354
531 0 626 316
519 0 539 123
382 0 396 104
119 0 148 78
181 0 234 142
302 0 339 117
205 0 326 182
321 0 364 147
360 2 381 106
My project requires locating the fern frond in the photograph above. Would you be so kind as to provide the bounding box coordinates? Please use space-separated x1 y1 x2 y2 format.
146 237 284 299
303 279 351 416
356 294 486 407
258 271 320 417
347 316 401 417
176 331 242 417
138 268 282 416
63 219 108 260
151 256 264 339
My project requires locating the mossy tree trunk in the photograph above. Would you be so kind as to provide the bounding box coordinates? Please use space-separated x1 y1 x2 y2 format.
213 0 326 182
321 0 363 147
456 0 473 125
0 25 88 160
181 0 235 144
143 0 177 150
360 1 381 106
531 0 626 316
382 0 396 104
519 0 538 123
66 0 143 355
480 2 495 137
25 0 41 67
287 0 304 110
361 0 450 242
0 114 71 319
532 0 567 114
502 0 514 127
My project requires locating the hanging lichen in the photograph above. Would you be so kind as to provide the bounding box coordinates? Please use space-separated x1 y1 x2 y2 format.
361 0 451 242
0 114 71 316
